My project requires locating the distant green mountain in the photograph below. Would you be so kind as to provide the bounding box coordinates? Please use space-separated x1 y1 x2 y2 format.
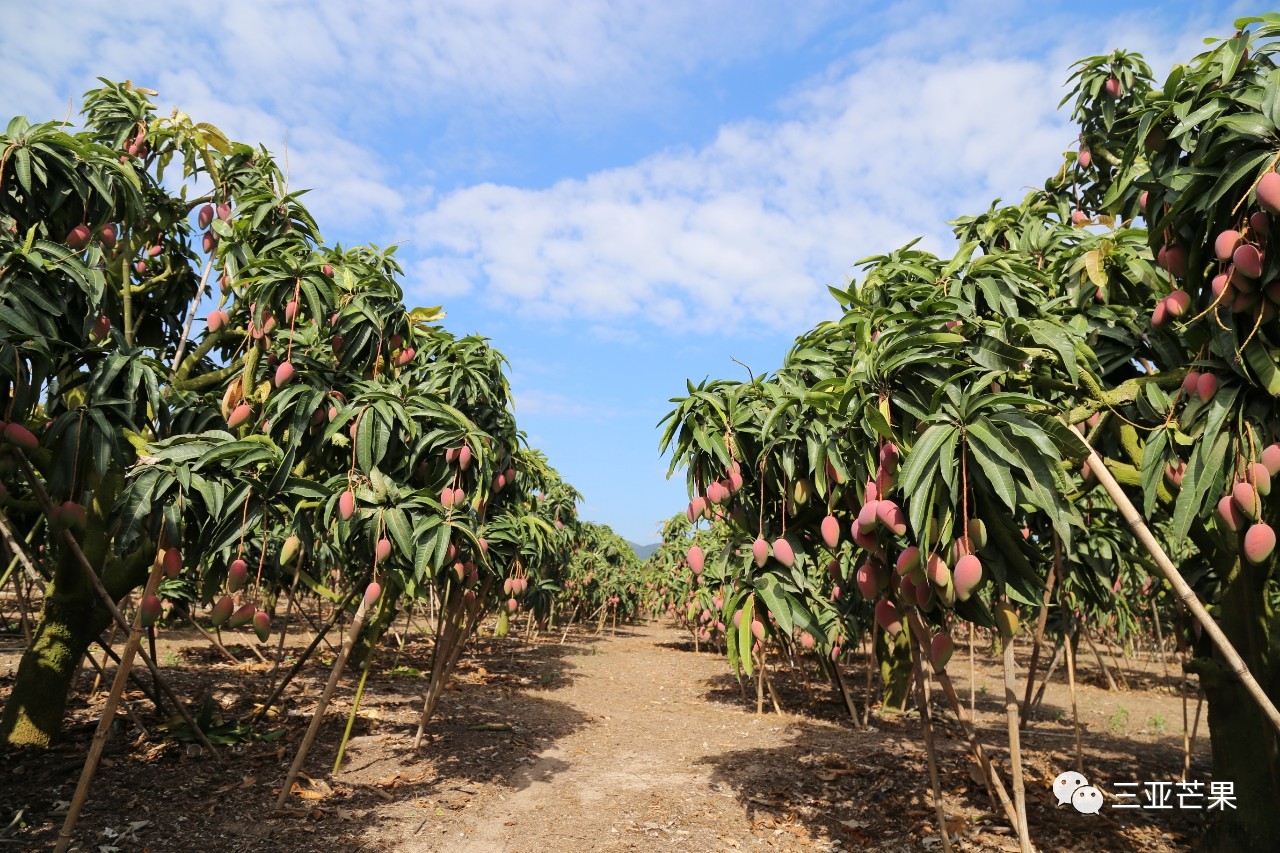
628 540 660 560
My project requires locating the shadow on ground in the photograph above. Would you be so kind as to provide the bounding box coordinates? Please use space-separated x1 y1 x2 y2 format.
0 626 604 851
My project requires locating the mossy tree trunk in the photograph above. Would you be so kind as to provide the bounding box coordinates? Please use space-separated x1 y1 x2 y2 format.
0 519 149 749
1194 551 1280 851
876 625 912 713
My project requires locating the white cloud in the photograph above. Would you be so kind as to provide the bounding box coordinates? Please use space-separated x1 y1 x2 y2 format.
512 389 614 420
407 4 1232 333
0 0 845 237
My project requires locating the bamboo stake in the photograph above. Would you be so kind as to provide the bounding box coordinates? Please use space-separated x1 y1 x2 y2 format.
54 550 166 853
1021 545 1059 722
90 622 120 696
390 605 415 671
1080 627 1119 690
908 621 951 853
969 623 976 720
1100 635 1130 690
275 593 372 809
287 584 341 655
863 632 876 726
830 659 860 727
558 603 581 644
10 558 31 643
1176 614 1192 781
91 633 165 711
761 649 783 714
414 590 466 746
168 258 213 377
1077 428 1280 735
78 649 150 738
333 644 375 773
177 604 241 665
755 648 765 714
1150 599 1169 687
413 579 493 745
253 584 359 726
1062 613 1084 776
905 611 1019 831
1001 614 1033 853
14 451 218 759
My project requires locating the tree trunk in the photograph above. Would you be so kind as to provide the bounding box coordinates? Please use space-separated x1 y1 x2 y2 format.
0 526 146 748
1195 554 1280 851
875 624 912 713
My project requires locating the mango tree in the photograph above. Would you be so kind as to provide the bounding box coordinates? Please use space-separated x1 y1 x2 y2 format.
658 17 1280 849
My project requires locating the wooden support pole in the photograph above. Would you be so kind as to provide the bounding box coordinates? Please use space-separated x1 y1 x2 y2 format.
54 551 166 853
1077 428 1280 735
275 594 372 809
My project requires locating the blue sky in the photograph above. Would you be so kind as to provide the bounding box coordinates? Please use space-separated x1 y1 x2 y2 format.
2 0 1243 542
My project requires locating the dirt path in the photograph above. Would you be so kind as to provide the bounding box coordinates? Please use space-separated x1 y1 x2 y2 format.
366 622 849 851
1 619 1208 851
442 624 803 852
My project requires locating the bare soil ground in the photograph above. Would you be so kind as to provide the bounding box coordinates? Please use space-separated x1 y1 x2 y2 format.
0 617 1209 851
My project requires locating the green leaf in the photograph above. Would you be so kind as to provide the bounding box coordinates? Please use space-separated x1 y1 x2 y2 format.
966 420 1019 512
754 577 793 635
1140 427 1169 516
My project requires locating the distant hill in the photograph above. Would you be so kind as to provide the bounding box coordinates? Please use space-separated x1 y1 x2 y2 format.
628 540 660 560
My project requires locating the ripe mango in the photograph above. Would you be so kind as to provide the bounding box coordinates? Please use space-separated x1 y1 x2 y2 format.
139 594 163 627
162 548 183 578
210 595 234 627
772 538 795 567
2 422 39 451
274 361 295 388
896 545 921 575
67 224 92 249
820 515 840 549
228 558 249 592
339 489 356 519
1244 523 1276 564
930 633 954 670
1233 481 1261 521
855 563 877 599
1218 494 1244 532
954 554 983 601
1235 244 1263 279
252 610 271 642
1215 229 1242 261
1263 443 1280 477
752 537 769 567
857 500 881 534
1259 172 1280 214
228 404 252 429
229 602 255 628
686 546 704 574
875 500 907 536
874 599 902 637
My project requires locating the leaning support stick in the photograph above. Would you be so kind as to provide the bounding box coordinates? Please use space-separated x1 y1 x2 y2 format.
54 550 167 853
276 593 372 809
1076 428 1280 735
